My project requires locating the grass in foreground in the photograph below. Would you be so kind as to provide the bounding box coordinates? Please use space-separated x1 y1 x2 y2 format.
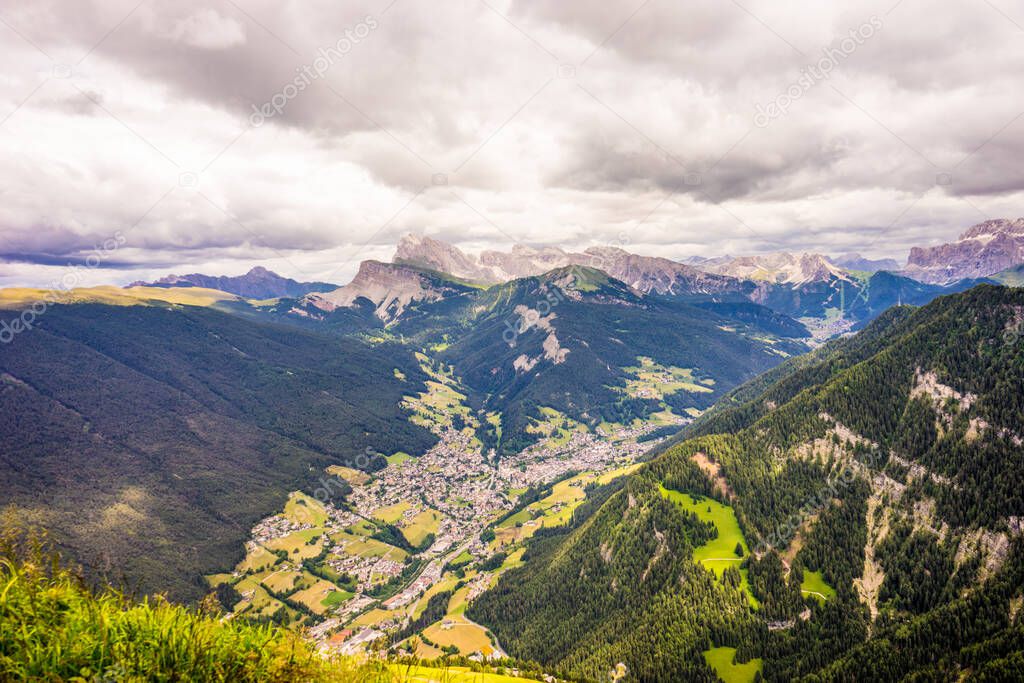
387 664 533 682
0 521 336 681
0 515 544 682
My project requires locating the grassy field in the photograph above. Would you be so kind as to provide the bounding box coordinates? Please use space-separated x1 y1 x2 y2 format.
402 354 480 437
447 583 474 616
387 451 415 466
485 411 503 443
335 532 408 562
234 574 298 621
290 578 347 614
349 608 396 628
236 544 279 573
447 550 473 567
373 501 413 525
801 569 836 603
0 285 240 309
409 639 446 660
659 485 759 608
263 528 324 561
283 492 329 526
617 357 715 400
403 509 442 547
595 462 643 485
345 518 380 536
703 647 764 683
387 664 536 682
493 467 639 549
525 406 588 447
327 465 372 485
321 588 353 608
261 567 309 594
421 616 494 657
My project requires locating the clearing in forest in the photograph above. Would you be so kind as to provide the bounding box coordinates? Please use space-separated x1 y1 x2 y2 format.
703 646 764 683
659 485 759 608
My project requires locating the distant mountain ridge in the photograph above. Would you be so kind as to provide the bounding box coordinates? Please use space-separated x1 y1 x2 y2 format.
131 266 337 299
832 252 903 272
691 251 851 285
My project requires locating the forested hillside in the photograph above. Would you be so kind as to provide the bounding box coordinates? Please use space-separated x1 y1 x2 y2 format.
470 285 1024 681
430 266 809 453
0 303 436 600
272 264 812 455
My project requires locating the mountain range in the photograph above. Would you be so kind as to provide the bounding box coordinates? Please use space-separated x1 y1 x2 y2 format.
299 231 993 342
1 219 1023 679
285 260 810 455
120 217 1022 337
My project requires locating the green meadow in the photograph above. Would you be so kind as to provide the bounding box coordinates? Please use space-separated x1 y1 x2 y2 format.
703 646 764 683
800 569 836 603
659 485 759 608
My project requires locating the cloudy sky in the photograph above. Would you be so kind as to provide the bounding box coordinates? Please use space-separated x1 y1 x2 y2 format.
0 0 1022 287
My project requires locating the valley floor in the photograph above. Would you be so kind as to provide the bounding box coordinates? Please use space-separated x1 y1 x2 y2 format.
210 409 681 663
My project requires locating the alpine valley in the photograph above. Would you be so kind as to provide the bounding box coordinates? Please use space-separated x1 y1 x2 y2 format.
2 225 1022 682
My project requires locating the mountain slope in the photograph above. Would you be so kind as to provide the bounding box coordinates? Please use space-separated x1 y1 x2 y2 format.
469 284 1024 681
0 303 436 600
424 266 809 453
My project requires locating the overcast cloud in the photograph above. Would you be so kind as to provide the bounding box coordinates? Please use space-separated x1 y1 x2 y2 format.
0 0 1022 287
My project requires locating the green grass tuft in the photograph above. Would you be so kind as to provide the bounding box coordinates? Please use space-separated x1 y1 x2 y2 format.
0 514 384 681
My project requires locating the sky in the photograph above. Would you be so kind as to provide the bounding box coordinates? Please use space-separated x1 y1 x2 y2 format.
0 0 1022 288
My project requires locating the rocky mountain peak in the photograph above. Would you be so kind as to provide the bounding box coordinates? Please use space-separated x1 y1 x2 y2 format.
960 218 1024 241
695 251 847 285
302 260 472 322
394 233 489 281
395 235 753 296
904 218 1024 284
